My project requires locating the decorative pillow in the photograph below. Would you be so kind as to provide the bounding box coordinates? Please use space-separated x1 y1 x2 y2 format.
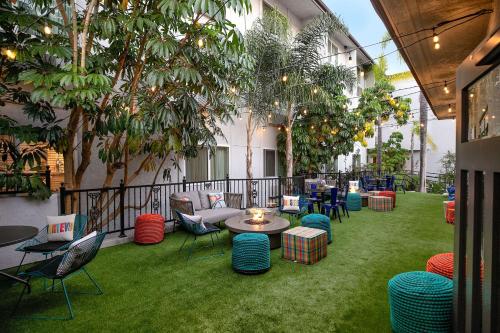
198 190 213 209
208 192 226 209
179 212 207 233
47 214 76 242
56 231 97 276
282 195 300 211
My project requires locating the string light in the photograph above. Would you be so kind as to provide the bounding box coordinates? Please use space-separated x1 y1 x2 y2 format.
4 49 16 60
285 127 289 132
420 123 424 127
43 24 52 35
470 93 474 98
313 88 318 94
268 113 272 118
443 81 449 94
274 100 279 106
360 70 364 77
282 75 288 82
197 38 204 48
303 109 307 115
248 109 252 114
310 125 315 130
448 104 452 113
432 28 439 43
324 118 327 123
230 86 236 94
150 86 156 92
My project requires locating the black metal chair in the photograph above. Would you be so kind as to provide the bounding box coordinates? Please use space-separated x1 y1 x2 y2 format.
12 232 106 320
15 215 88 273
175 211 223 260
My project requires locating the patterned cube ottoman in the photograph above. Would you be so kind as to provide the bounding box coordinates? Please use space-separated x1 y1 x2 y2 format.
368 190 381 196
379 191 396 208
282 226 327 264
368 196 393 212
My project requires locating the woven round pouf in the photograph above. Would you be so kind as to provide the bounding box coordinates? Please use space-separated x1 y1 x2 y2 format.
232 233 270 274
134 214 165 244
379 191 396 208
427 253 453 279
346 192 362 211
446 202 455 224
301 213 332 244
388 271 453 333
368 196 393 211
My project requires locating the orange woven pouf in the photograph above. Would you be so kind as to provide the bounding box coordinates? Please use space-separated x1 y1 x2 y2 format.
426 252 454 279
379 191 396 208
446 202 455 224
134 214 165 244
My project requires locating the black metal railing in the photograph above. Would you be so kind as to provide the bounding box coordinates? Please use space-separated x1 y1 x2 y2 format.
59 175 307 236
0 165 51 195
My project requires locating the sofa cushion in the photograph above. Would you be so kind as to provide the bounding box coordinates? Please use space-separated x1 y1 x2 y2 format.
172 191 202 211
198 190 212 210
195 208 244 224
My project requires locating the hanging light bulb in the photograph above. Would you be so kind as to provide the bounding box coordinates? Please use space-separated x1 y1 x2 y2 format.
150 86 156 92
324 118 327 123
420 123 424 128
313 88 318 94
248 109 252 114
310 125 315 130
197 38 204 48
4 49 16 60
443 81 449 94
303 109 307 115
448 104 452 113
268 112 272 118
360 70 364 77
230 86 236 94
348 52 352 61
285 127 289 132
282 75 288 82
274 100 279 106
434 42 440 50
432 29 439 43
43 24 52 35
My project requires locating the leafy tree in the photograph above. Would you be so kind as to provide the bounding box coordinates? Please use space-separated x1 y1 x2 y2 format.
380 131 408 173
0 0 252 198
439 150 455 186
247 8 356 177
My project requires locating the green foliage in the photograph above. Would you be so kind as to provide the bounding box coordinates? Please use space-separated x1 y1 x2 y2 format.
439 151 456 186
1 0 253 187
380 132 408 173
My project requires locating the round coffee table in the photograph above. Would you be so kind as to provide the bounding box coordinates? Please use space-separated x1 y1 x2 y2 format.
225 214 290 249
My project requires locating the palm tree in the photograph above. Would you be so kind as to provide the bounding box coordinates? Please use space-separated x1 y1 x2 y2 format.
410 119 437 175
419 92 428 192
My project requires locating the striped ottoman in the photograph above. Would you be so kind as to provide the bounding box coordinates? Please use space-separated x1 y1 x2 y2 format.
446 201 455 224
388 271 453 333
379 191 396 208
346 192 362 211
368 196 393 211
426 253 453 279
134 214 165 244
282 226 327 264
232 233 270 274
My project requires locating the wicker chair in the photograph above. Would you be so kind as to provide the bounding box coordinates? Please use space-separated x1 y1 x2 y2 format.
13 232 106 320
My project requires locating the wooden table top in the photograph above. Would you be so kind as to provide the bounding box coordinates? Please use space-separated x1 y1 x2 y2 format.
225 214 290 235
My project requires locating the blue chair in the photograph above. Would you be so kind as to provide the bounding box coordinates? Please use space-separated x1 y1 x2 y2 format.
447 185 455 201
336 185 350 218
378 175 395 191
175 210 223 260
366 177 378 191
279 195 308 225
321 188 342 223
15 215 88 273
308 183 322 212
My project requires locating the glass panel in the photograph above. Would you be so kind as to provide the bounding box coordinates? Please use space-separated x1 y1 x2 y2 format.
210 147 229 180
493 173 500 329
186 148 208 182
467 63 500 141
264 150 276 177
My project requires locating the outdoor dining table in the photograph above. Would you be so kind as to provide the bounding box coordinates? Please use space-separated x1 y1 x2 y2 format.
0 225 38 293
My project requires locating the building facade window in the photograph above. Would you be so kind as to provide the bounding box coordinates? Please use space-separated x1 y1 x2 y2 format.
263 149 276 177
210 146 229 180
186 147 208 182
327 38 338 65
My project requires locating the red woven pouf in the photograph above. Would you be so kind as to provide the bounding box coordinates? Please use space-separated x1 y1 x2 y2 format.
134 214 165 244
379 191 396 208
446 201 455 224
426 252 454 279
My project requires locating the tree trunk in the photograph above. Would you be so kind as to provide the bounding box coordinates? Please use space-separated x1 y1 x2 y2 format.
410 129 414 175
246 112 254 207
419 93 428 192
377 116 382 176
285 103 293 178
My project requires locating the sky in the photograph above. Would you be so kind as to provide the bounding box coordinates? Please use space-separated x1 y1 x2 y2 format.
324 0 409 75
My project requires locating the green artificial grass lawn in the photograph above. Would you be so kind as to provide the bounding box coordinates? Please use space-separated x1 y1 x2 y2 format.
0 192 453 333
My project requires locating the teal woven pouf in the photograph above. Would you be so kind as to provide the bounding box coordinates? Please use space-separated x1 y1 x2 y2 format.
346 192 362 211
232 233 270 274
300 213 332 244
388 271 453 333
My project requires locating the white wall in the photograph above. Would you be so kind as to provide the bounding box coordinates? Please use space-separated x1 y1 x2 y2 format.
0 194 59 270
